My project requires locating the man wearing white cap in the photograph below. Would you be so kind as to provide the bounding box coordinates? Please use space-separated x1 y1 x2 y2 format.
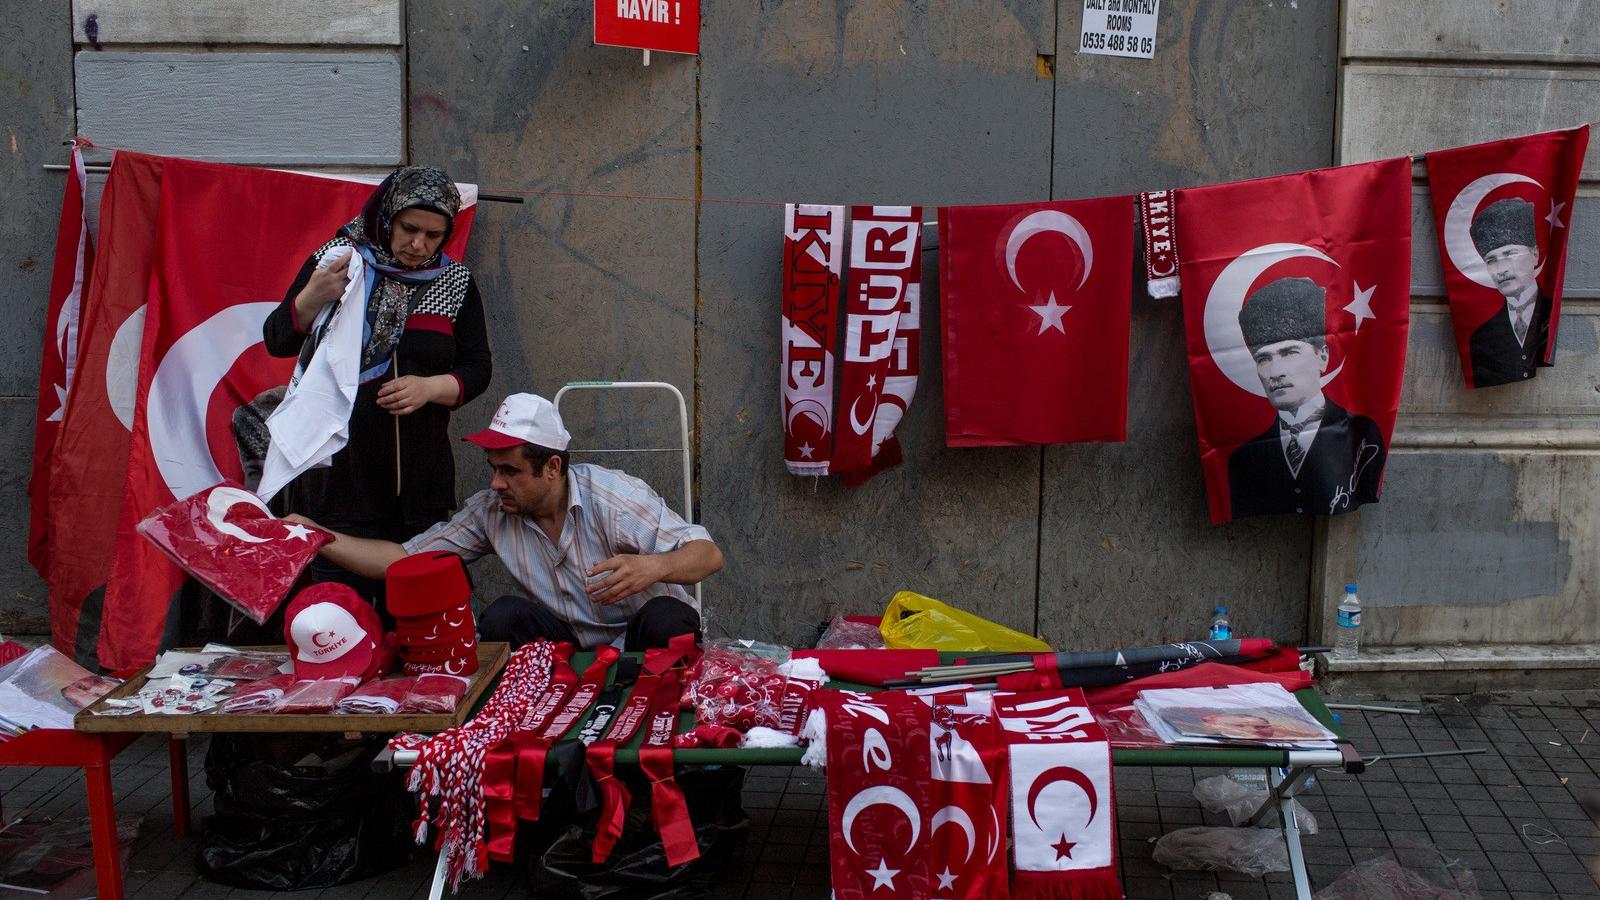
290 393 721 650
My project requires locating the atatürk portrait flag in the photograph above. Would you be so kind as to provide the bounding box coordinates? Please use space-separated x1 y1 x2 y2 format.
1424 126 1589 388
939 197 1133 446
1174 158 1412 524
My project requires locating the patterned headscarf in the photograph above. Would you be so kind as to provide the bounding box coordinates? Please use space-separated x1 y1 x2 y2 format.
303 166 469 381
343 165 463 269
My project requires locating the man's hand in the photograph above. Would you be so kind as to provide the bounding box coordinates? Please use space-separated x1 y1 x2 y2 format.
587 554 668 606
377 374 458 416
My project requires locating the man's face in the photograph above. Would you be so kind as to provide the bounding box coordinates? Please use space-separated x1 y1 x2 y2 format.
1252 338 1328 414
1483 243 1537 299
486 446 558 516
389 208 448 268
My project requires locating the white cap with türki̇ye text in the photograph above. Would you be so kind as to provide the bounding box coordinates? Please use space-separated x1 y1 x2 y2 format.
463 393 572 451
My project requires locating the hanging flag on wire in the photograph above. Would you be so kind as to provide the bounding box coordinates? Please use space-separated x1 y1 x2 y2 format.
939 197 1134 446
28 142 96 582
45 150 163 664
1174 158 1412 524
1424 126 1589 389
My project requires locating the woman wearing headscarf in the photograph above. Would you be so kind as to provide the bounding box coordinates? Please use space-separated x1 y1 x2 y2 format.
263 166 491 606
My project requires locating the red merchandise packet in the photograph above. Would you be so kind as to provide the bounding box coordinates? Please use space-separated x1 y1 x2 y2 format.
276 677 360 714
135 481 332 624
335 676 417 715
220 673 297 714
397 673 470 714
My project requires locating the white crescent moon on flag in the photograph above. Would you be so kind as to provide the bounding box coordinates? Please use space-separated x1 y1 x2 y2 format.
1203 243 1345 396
848 395 875 435
205 485 273 544
1005 210 1093 292
841 786 921 856
785 397 831 436
930 806 977 863
987 804 1001 864
146 301 278 500
1443 172 1543 288
106 304 148 430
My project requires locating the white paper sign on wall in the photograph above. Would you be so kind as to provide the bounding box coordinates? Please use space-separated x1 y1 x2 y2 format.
1079 0 1160 59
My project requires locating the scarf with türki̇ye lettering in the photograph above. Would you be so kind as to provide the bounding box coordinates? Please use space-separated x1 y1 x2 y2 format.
993 689 1120 900
781 203 845 475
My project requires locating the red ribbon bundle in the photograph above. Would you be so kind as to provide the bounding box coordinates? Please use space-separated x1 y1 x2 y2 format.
587 635 700 866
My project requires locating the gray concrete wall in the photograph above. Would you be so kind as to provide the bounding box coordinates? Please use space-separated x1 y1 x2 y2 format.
408 0 1340 647
0 1 77 633
1319 0 1600 647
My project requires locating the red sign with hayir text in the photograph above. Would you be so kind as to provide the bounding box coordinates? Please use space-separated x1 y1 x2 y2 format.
595 0 699 55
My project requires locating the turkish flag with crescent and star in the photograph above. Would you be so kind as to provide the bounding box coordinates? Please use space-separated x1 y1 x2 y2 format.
781 203 845 475
1175 158 1412 525
43 150 161 665
96 156 476 668
832 205 923 484
939 197 1133 446
136 481 331 624
993 689 1120 900
1424 126 1589 389
817 688 933 899
28 143 95 583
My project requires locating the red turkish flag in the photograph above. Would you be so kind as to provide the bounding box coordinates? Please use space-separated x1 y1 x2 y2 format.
817 689 932 899
44 151 163 663
940 197 1133 445
1176 158 1412 524
98 157 477 668
1424 127 1589 388
136 481 331 624
28 144 95 581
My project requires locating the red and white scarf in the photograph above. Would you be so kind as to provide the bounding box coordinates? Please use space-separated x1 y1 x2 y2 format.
816 689 933 898
993 690 1120 900
833 206 923 484
781 203 845 475
924 690 1010 899
388 640 557 892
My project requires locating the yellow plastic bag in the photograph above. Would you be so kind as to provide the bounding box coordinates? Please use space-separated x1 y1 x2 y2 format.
879 591 1051 653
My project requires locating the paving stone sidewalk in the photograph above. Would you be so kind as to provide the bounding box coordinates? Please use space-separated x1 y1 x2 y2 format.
5 689 1600 898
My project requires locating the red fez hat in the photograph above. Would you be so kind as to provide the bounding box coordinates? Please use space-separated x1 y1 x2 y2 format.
386 551 472 618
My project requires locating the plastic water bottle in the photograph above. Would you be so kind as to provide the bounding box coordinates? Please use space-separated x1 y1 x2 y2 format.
1334 583 1362 659
1208 606 1232 641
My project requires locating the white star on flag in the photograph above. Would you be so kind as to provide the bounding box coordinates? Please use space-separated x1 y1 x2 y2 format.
45 384 67 422
1029 292 1072 335
282 522 315 541
866 374 877 389
798 442 814 458
936 866 958 890
866 858 900 891
1547 201 1567 229
1344 282 1377 333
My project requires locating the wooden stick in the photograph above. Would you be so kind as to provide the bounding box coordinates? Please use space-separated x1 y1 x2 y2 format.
393 351 402 496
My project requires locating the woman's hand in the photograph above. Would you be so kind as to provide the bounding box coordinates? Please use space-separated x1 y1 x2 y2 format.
291 252 351 330
377 374 459 415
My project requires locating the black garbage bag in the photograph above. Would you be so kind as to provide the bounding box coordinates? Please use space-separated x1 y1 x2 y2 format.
531 763 751 899
197 733 415 890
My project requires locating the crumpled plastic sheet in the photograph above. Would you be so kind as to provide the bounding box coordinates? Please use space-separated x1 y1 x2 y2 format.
814 615 885 650
1313 855 1481 900
1193 774 1318 834
1152 826 1291 879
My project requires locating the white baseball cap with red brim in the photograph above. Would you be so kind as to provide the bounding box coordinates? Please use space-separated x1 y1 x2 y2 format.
463 393 572 451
